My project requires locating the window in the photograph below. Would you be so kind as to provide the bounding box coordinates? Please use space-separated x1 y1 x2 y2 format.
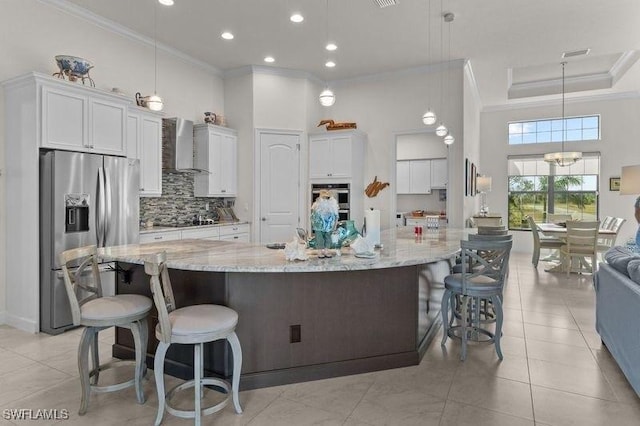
507 155 600 230
508 115 599 145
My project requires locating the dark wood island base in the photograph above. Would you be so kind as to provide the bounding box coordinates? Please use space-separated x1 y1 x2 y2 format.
113 260 450 390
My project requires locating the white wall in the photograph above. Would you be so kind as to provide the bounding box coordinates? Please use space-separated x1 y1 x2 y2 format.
0 0 224 329
327 64 465 229
462 62 483 226
397 132 448 160
480 95 640 252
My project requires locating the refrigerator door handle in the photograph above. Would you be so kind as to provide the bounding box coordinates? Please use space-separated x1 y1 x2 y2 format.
97 167 106 247
103 166 112 244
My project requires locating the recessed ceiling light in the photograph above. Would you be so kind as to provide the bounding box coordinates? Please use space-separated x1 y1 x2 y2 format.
325 61 336 68
264 56 275 63
158 0 174 6
221 32 234 40
326 43 337 51
290 13 304 23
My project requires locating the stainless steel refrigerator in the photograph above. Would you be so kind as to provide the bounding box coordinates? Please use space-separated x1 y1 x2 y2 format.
39 150 140 334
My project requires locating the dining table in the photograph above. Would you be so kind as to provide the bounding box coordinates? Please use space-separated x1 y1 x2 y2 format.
536 222 616 273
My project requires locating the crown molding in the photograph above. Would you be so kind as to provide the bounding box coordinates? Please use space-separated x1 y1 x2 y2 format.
483 90 640 113
38 0 222 76
508 50 639 99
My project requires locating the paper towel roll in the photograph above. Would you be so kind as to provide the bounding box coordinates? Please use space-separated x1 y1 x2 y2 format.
364 209 381 247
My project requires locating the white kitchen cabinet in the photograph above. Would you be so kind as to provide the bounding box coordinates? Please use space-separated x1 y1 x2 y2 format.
127 107 162 196
396 160 431 194
219 223 250 242
181 227 220 240
430 158 448 189
41 80 128 156
308 130 365 180
194 124 238 197
139 230 182 243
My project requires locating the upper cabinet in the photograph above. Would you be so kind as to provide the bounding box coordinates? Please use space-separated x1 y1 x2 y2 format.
430 158 448 189
193 124 238 197
41 80 127 156
308 130 365 180
397 158 447 194
397 159 431 194
127 107 163 196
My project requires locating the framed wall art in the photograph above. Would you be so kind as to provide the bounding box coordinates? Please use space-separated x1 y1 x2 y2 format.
609 177 621 191
465 158 470 196
471 163 477 196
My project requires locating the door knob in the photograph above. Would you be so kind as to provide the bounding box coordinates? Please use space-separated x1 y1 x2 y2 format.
261 217 267 221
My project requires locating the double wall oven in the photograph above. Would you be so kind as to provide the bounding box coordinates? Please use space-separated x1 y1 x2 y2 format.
311 183 351 221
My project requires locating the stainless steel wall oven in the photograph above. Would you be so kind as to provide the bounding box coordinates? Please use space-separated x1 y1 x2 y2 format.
311 183 350 221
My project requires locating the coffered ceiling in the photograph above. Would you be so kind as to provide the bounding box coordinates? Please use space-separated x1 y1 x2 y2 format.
53 0 640 107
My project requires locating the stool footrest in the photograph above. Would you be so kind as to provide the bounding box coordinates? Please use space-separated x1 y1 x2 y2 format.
89 359 145 393
165 377 231 419
447 324 496 344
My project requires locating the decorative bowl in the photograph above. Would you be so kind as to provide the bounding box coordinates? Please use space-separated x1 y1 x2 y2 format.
54 55 93 76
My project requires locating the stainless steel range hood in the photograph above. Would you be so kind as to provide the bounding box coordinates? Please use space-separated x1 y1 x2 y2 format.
162 117 208 173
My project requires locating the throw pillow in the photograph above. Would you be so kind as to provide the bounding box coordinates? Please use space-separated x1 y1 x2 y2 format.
628 259 640 285
604 246 640 276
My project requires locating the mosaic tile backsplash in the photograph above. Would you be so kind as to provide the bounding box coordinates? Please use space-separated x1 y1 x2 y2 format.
140 172 227 226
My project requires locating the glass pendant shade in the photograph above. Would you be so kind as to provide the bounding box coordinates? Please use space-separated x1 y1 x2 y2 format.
435 123 448 137
146 94 163 111
422 110 437 126
443 134 454 145
319 89 335 107
543 151 582 167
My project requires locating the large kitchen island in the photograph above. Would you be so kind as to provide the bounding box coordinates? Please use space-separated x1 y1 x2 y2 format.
100 227 467 390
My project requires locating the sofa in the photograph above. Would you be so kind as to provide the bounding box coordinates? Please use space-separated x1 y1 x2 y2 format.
594 246 640 397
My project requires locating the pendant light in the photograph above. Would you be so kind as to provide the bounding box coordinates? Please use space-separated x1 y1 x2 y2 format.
544 62 582 167
319 0 335 107
422 0 437 126
442 11 454 145
434 0 447 137
137 0 163 111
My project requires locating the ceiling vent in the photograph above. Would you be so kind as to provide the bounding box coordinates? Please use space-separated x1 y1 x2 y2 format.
562 48 591 59
373 0 398 8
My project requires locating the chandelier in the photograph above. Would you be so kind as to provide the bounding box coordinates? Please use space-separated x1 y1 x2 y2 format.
544 62 581 167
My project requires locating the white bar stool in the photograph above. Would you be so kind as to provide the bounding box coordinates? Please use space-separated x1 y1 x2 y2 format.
144 252 242 426
60 245 152 415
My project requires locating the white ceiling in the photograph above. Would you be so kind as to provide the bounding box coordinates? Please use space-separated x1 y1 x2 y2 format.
59 0 640 107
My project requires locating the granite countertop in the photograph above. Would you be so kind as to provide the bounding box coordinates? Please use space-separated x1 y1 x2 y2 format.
101 227 468 273
139 221 248 234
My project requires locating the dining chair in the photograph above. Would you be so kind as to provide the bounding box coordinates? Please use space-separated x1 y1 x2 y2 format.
441 239 512 361
59 245 152 415
561 220 600 276
597 218 626 260
527 216 564 267
600 216 614 230
144 252 242 426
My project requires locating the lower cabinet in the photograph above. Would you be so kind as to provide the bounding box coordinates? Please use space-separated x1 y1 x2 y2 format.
139 223 250 243
219 224 250 242
139 230 182 244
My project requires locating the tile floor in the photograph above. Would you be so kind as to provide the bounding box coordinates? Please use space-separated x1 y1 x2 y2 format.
1 252 639 425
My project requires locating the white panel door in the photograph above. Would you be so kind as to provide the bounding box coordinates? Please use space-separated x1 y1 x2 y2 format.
260 132 300 243
220 134 237 196
140 116 162 196
431 158 448 188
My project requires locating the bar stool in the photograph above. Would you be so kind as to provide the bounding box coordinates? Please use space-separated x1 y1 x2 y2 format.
143 252 242 426
441 239 512 361
59 245 152 415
